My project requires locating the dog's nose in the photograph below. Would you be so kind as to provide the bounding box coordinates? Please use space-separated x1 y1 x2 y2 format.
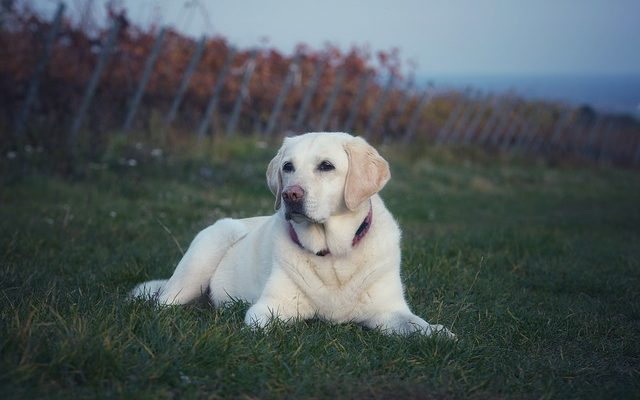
282 185 305 204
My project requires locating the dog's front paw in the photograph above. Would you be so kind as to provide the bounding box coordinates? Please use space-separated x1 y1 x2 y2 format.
420 323 456 340
244 303 278 330
378 312 456 339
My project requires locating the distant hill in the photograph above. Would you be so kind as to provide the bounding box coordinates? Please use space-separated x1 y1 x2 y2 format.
421 73 640 119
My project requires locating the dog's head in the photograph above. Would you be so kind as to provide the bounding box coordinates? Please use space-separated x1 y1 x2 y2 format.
266 132 390 224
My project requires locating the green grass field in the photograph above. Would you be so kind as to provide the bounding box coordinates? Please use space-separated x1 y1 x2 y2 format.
1 139 639 399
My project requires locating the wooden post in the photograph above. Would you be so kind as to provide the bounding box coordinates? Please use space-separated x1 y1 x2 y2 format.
435 88 472 145
364 74 395 139
264 53 301 137
226 49 258 136
582 118 604 159
478 97 516 146
513 106 545 150
446 90 483 145
545 108 574 152
316 67 346 131
14 3 65 138
196 47 236 139
343 72 371 133
164 36 206 129
389 79 415 135
562 119 588 156
633 135 640 164
596 122 614 162
122 27 166 134
462 93 494 144
500 105 531 150
292 58 324 132
478 96 511 145
68 17 121 148
487 101 519 147
401 88 432 145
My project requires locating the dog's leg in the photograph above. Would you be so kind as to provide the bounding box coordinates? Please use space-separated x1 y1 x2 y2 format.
130 218 248 305
244 268 314 328
359 275 456 338
364 311 456 338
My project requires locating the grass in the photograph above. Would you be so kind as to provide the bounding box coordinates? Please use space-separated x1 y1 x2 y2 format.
1 137 639 399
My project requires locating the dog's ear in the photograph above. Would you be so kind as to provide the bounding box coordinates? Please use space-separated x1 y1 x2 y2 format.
343 137 390 211
266 145 285 210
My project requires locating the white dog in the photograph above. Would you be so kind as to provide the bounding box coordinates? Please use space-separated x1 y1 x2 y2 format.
130 132 454 338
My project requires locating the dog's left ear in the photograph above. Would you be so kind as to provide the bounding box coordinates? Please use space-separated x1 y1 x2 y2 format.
266 145 285 210
343 137 391 211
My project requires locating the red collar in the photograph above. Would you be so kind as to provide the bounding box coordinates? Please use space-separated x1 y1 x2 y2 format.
288 202 373 257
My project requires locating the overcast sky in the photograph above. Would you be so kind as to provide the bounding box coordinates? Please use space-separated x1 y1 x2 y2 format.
39 0 640 76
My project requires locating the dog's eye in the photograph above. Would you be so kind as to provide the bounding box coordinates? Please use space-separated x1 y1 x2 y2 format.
317 161 335 172
282 162 295 173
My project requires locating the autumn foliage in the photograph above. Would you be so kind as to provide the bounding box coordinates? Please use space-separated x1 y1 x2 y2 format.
0 4 418 142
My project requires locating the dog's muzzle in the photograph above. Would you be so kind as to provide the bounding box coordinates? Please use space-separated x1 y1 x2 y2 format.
283 185 308 222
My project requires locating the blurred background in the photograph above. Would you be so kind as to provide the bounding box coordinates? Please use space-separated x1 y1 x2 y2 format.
2 0 640 167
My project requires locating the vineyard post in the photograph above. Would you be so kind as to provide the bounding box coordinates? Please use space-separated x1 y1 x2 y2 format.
122 27 166 134
487 101 520 148
516 106 546 151
632 132 640 164
567 120 588 157
226 49 258 136
499 104 529 150
14 2 65 138
196 47 236 140
477 96 510 145
364 74 395 139
401 88 432 145
68 17 121 148
526 122 554 154
525 121 549 154
582 118 604 159
561 118 587 156
316 67 346 132
596 122 614 162
625 130 637 164
389 79 415 135
513 105 544 151
623 129 637 164
292 58 324 132
545 108 573 153
617 129 634 164
164 36 206 130
597 123 616 163
435 88 471 145
264 53 301 137
626 129 640 165
447 90 482 145
343 72 371 133
462 93 494 144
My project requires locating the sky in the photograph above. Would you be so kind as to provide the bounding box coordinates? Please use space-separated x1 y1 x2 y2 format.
47 0 640 77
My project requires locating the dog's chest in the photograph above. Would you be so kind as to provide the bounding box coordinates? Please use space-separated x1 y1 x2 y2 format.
288 254 380 321
303 256 358 288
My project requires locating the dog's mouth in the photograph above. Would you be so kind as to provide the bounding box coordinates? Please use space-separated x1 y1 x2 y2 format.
285 211 312 223
285 210 323 224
